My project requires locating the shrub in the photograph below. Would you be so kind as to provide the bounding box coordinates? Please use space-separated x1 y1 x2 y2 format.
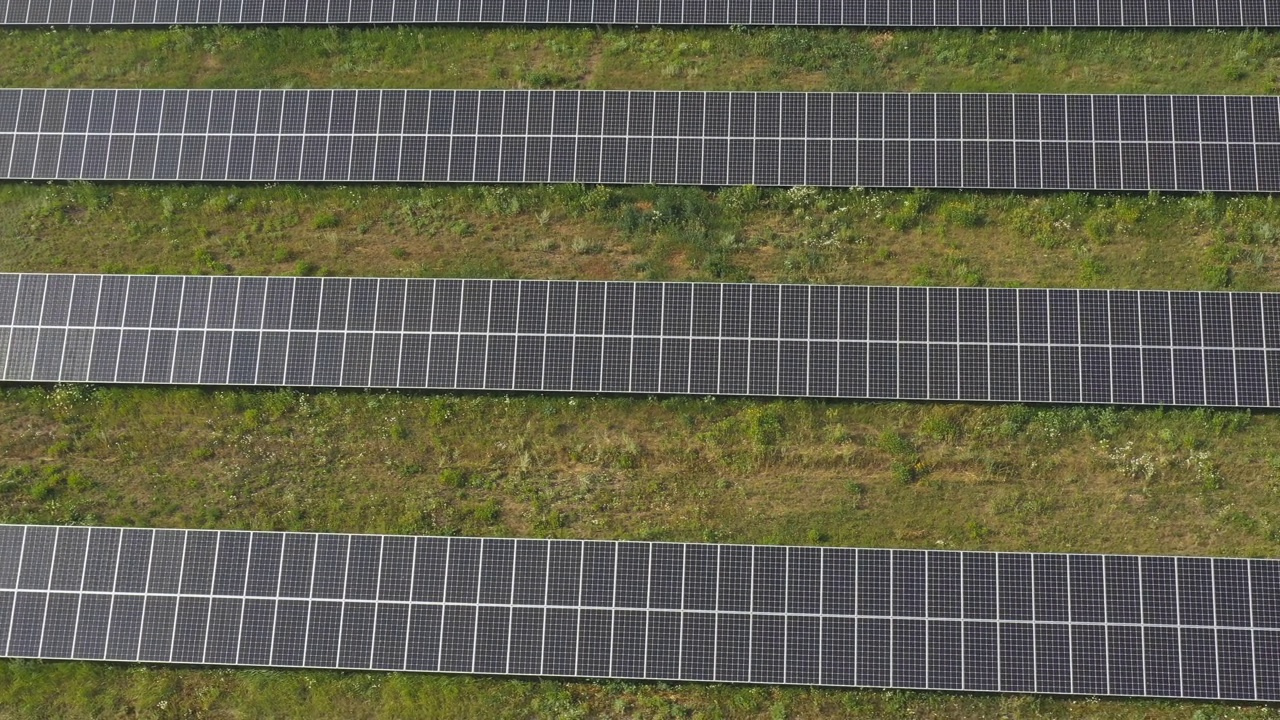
939 200 985 227
312 212 339 229
440 468 468 488
472 500 502 523
877 430 914 456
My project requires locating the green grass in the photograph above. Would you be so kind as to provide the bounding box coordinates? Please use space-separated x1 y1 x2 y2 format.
6 183 1280 292
5 24 1280 720
2 26 1280 93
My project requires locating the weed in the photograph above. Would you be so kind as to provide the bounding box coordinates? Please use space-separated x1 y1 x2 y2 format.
890 459 924 484
471 499 502 524
719 184 762 214
312 212 340 229
744 406 785 449
939 200 985 227
205 193 240 213
877 430 915 456
920 415 961 442
966 520 992 543
439 468 468 488
570 237 604 255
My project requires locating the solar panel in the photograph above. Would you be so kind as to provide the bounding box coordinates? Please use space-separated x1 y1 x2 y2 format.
2 523 1277 700
3 89 1279 192
4 272 1280 408
0 0 1273 25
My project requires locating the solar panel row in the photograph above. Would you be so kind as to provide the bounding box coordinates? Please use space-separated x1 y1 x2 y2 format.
4 273 1280 407
3 89 1279 191
0 0 1273 24
2 524 1278 699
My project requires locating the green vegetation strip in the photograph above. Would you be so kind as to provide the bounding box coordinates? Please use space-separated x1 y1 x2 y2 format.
0 27 1278 94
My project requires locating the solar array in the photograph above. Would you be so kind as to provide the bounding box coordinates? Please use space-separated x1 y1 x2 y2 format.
4 89 1280 192
3 524 1279 700
0 0 1273 25
4 272 1280 407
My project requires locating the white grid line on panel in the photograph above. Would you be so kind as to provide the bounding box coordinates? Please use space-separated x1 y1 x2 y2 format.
1101 554 1111 695
34 527 60 655
68 526 94 657
572 540 584 675
1173 558 1185 696
711 543 721 676
1219 97 1235 190
1030 554 1039 691
468 539 485 673
234 532 259 665
31 273 50 380
162 92 182 180
1064 555 1075 693
251 276 268 384
1209 558 1222 698
1248 559 1259 699
641 543 652 678
402 535 419 671
683 284 693 393
921 551 929 690
569 281 580 390
994 553 1002 691
957 548 964 689
504 539 518 674
1261 291 1274 406
5 90 29 177
1137 556 1149 695
199 531 224 664
539 537 551 675
110 272 133 384
130 527 158 661
887 549 895 687
14 590 1269 630
297 534 320 668
100 526 126 661
364 534 385 669
164 530 191 662
336 278 353 386
53 89 71 186
365 279 382 387
1228 289 1240 405
162 277 188 384
134 275 155 381
677 542 688 679
601 281 611 393
437 537 453 672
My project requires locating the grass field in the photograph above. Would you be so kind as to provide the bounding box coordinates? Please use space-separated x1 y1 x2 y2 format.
4 24 1280 720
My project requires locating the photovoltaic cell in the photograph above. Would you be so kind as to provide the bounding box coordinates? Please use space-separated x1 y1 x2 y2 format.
0 0 1272 24
5 272 1280 408
3 89 1280 192
1 523 1277 701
